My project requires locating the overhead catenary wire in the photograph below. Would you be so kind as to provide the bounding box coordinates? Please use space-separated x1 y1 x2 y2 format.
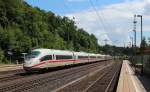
64 0 108 34
95 0 126 46
88 0 112 45
95 0 116 31
88 0 108 33
64 0 112 45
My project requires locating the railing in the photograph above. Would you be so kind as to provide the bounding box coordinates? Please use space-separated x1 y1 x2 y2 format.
130 55 150 76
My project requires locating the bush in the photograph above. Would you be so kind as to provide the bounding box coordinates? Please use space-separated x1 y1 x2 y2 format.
0 48 4 63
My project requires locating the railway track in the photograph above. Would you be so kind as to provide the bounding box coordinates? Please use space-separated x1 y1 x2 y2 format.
53 61 122 92
0 74 24 83
0 69 24 75
0 69 25 83
0 69 24 77
85 62 121 92
0 61 105 83
0 60 112 92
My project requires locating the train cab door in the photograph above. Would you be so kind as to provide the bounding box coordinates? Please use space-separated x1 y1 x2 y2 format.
52 54 56 60
72 52 75 64
88 54 90 62
40 55 52 68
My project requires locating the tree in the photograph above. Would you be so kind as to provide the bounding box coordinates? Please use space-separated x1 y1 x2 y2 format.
0 0 101 63
148 37 150 47
0 48 4 63
140 37 147 52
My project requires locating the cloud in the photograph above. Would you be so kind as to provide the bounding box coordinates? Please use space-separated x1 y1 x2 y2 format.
66 0 150 46
143 0 150 15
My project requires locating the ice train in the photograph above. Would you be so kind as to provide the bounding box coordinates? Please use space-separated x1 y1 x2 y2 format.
23 48 111 71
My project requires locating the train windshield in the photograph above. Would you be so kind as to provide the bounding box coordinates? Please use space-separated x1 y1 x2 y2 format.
25 51 40 60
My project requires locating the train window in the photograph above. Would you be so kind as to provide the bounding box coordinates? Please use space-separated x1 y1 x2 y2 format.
98 56 102 58
78 56 88 59
26 51 40 60
90 56 96 58
40 55 52 61
56 55 72 60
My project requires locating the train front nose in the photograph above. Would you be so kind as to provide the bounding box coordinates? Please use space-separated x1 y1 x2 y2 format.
23 50 41 72
23 60 33 71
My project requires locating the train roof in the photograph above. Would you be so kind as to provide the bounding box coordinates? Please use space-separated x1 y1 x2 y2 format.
32 48 105 56
33 48 73 55
74 52 89 56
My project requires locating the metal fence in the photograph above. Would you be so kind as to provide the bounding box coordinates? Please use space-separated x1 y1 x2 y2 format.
130 55 150 76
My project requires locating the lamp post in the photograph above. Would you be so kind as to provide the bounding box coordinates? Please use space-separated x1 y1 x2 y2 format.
130 36 134 48
103 39 108 66
132 15 137 72
137 15 144 75
22 53 27 61
137 15 143 44
133 15 137 48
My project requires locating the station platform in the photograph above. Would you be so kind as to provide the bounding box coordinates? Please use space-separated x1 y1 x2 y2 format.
0 64 22 72
117 60 146 92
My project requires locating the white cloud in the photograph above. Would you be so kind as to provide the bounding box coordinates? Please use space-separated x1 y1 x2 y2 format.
66 0 150 46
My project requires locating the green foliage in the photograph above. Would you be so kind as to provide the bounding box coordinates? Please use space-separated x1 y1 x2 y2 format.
0 0 101 63
0 48 4 63
148 37 150 46
140 37 147 51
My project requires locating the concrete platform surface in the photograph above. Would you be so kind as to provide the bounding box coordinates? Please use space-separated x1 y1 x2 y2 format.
117 60 146 92
138 75 150 92
0 64 22 72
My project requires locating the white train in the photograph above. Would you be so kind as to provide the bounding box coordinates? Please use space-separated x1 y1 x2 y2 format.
23 48 111 71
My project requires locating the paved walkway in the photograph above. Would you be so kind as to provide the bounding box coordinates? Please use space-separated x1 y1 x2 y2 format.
117 60 146 92
0 64 22 72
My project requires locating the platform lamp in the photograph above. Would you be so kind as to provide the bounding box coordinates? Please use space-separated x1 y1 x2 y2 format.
137 14 144 75
137 15 143 44
132 15 137 72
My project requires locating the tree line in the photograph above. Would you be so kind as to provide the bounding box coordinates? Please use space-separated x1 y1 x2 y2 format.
0 0 100 63
1 0 147 63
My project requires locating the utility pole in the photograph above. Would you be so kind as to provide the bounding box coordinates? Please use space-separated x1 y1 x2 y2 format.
130 36 134 63
103 39 108 66
68 23 69 49
103 39 108 46
137 15 143 44
133 15 137 74
137 14 143 75
133 15 137 48
129 42 131 48
124 42 125 48
130 36 134 47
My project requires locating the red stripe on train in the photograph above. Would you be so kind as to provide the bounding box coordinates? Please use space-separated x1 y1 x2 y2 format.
31 62 46 68
31 58 102 68
31 59 80 68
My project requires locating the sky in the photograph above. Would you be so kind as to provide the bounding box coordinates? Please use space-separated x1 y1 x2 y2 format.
25 0 150 47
